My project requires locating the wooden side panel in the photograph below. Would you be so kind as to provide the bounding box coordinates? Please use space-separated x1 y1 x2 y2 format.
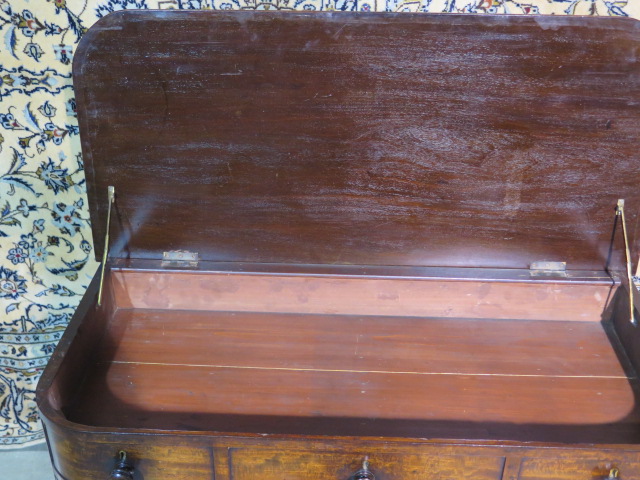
75 12 640 270
229 449 505 480
110 270 614 322
36 268 110 413
610 286 640 380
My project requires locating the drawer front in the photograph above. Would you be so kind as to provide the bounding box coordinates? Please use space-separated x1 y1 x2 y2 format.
519 458 640 480
230 449 505 480
53 443 212 480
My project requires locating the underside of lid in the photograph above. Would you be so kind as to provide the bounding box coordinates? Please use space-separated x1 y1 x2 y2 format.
74 11 640 270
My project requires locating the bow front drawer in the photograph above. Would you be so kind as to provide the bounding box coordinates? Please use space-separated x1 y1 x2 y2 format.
229 449 505 480
518 457 638 480
51 443 213 480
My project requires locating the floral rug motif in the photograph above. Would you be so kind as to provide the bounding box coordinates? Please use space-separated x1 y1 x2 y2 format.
0 0 638 449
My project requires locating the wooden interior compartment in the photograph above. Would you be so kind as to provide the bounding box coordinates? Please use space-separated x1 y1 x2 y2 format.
61 268 640 444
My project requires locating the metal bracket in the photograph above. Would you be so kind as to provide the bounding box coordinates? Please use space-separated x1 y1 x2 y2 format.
529 261 567 277
161 250 199 268
97 186 115 307
617 199 637 325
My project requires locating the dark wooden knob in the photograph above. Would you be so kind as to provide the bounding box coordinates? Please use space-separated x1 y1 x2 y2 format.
108 451 134 480
350 457 375 480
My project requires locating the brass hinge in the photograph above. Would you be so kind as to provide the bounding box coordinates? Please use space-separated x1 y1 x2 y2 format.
161 250 199 268
529 261 567 277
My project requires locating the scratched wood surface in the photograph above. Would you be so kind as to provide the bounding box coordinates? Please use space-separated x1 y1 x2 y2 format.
75 12 640 270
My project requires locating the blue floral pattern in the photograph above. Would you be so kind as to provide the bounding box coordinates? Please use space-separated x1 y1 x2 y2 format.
0 0 637 450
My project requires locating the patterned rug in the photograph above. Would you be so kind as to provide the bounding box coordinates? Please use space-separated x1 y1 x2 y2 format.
0 0 638 449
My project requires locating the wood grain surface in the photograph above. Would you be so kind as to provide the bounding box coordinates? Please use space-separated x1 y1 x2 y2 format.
518 457 640 480
75 12 640 270
66 361 640 443
62 304 640 442
110 269 615 321
100 309 628 378
230 449 505 480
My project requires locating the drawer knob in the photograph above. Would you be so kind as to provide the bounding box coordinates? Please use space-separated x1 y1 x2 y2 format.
108 451 135 480
351 457 375 480
608 468 620 479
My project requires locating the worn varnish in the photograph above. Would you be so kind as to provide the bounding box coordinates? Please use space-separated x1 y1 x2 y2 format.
37 11 640 480
77 12 640 270
230 450 506 480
